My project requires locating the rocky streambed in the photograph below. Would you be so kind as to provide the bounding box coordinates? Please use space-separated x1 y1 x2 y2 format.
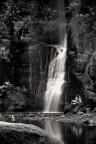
0 112 96 125
0 112 96 144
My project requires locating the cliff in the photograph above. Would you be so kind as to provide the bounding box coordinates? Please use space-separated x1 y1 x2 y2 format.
65 0 96 110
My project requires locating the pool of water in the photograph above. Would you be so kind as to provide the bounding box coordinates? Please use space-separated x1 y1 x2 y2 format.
2 113 96 144
25 120 96 144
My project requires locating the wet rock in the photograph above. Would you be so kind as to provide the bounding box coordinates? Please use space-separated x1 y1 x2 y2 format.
0 121 63 144
77 111 84 115
64 102 86 114
64 95 86 114
83 120 96 126
72 102 86 114
71 95 82 105
64 104 72 114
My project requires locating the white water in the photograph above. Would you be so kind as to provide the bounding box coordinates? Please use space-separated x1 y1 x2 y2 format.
44 36 67 112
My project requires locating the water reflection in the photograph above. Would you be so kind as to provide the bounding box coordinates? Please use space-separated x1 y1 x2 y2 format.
3 114 96 144
71 124 83 137
45 120 62 140
44 120 96 144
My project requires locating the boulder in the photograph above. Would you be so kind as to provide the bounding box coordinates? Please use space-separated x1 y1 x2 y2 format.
72 102 86 114
64 104 72 114
64 102 86 114
0 83 28 112
0 121 63 144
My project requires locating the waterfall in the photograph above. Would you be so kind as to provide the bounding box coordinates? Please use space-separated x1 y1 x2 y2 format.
44 36 67 112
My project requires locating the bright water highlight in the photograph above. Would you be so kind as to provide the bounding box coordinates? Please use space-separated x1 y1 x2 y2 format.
44 36 67 112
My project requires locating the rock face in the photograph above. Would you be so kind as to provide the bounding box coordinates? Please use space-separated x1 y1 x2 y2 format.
64 102 86 114
12 40 57 111
0 39 58 111
0 121 63 144
0 83 29 112
65 0 96 110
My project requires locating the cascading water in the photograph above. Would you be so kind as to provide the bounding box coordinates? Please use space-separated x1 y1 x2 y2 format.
44 36 67 112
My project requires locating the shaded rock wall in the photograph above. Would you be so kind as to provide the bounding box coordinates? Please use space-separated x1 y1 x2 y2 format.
65 0 96 108
13 40 57 110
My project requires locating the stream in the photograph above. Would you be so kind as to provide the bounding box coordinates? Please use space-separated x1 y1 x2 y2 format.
24 119 96 144
2 112 96 144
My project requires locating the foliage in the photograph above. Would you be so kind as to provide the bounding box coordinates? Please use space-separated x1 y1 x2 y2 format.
86 53 96 85
67 0 96 53
0 0 59 42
